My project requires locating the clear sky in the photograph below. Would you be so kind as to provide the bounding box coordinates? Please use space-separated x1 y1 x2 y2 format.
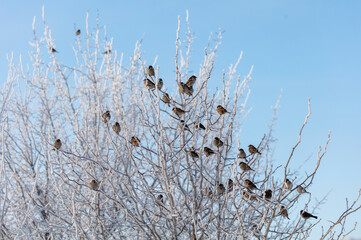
1 0 360 238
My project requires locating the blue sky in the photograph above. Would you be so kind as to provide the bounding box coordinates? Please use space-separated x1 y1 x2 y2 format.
1 0 360 238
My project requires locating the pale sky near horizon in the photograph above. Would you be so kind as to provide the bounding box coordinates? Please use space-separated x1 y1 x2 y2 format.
0 0 360 238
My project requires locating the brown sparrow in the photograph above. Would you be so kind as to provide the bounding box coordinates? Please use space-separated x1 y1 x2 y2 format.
76 29 81 35
112 122 121 134
130 136 140 147
300 210 317 219
195 123 206 130
144 78 156 90
213 137 224 148
238 148 247 160
263 189 272 200
244 179 258 191
217 184 225 195
239 162 253 172
102 110 111 123
49 47 58 53
242 191 257 201
147 65 155 77
227 179 233 192
157 78 163 90
53 139 62 150
157 194 164 203
203 147 215 157
172 107 186 117
89 180 99 191
186 75 197 87
216 105 229 115
179 82 193 96
296 185 308 194
248 144 260 154
103 50 111 54
284 178 293 190
162 93 171 106
179 120 191 132
188 150 199 158
205 187 213 198
279 206 290 219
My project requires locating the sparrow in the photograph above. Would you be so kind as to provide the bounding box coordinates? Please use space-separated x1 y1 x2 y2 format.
157 194 164 203
227 179 234 192
300 210 318 219
238 148 247 160
102 110 111 123
147 65 155 77
205 187 213 198
161 93 171 106
76 29 81 36
216 105 229 115
172 107 186 117
217 184 225 195
156 78 163 90
186 75 197 87
263 189 272 200
49 47 58 53
244 179 258 191
179 120 191 132
112 122 121 134
89 180 99 191
242 191 257 201
279 206 290 219
53 139 62 150
195 123 206 130
103 50 111 54
203 147 215 157
144 78 156 90
248 145 261 154
179 82 193 96
296 185 308 194
130 136 140 147
188 150 199 159
239 162 253 172
284 178 293 190
213 137 224 148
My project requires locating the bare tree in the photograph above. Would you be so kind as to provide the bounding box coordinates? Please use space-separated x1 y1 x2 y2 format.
0 9 360 240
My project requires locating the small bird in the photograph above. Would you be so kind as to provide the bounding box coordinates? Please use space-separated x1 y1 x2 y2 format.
179 82 193 96
239 162 253 172
179 120 191 132
89 180 99 191
144 78 156 90
195 123 206 130
297 185 309 194
188 150 199 158
242 191 257 201
300 210 318 219
147 65 155 77
76 29 81 36
130 136 140 147
49 47 57 53
112 122 121 134
156 78 163 90
172 107 186 117
216 105 229 115
227 179 234 192
238 148 247 160
279 206 290 219
203 147 215 157
103 50 111 54
205 187 213 198
157 194 164 203
102 110 111 123
248 144 261 154
186 75 197 87
213 137 224 148
217 184 225 195
263 189 272 200
244 179 258 191
161 93 171 106
284 178 293 190
53 139 62 150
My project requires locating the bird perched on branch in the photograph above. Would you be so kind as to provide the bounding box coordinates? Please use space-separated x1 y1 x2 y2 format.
144 78 156 90
156 78 163 90
76 29 81 35
213 137 224 148
147 65 155 77
204 147 215 157
244 179 258 191
248 145 261 155
179 120 191 132
297 185 309 194
49 47 58 53
238 148 247 160
227 179 234 192
284 178 293 190
53 139 62 150
102 110 111 123
243 191 257 201
195 123 206 130
205 187 213 198
103 50 111 54
263 189 272 200
239 162 253 172
162 93 171 106
130 136 140 147
157 194 164 203
188 150 199 158
279 206 290 219
89 180 99 191
217 184 225 195
300 210 318 219
186 75 197 87
112 122 120 134
216 105 230 115
172 107 186 117
179 82 193 96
